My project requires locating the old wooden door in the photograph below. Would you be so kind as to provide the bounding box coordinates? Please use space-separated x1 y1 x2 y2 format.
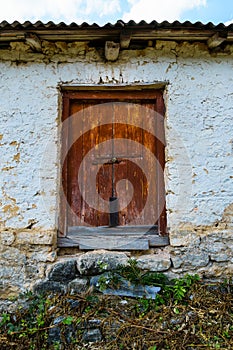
59 89 167 249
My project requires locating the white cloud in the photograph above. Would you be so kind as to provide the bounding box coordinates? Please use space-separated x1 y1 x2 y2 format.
123 0 206 23
84 0 121 17
127 0 138 5
0 0 221 25
0 0 75 22
0 0 121 23
225 19 233 25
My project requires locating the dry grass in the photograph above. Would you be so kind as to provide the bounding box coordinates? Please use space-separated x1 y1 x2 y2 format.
1 281 233 349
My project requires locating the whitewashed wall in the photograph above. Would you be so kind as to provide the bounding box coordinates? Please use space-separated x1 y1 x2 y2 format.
0 41 233 297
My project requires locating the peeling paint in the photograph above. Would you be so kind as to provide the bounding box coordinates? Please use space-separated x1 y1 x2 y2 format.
10 141 19 147
1 189 20 221
2 166 15 171
13 152 20 163
2 204 19 215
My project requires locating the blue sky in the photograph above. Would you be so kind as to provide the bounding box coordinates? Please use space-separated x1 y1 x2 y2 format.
0 0 232 25
180 0 233 24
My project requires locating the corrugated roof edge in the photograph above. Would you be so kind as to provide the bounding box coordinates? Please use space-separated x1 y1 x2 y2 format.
0 19 233 30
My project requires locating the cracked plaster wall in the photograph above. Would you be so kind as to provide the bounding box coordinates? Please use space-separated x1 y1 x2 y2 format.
0 40 233 297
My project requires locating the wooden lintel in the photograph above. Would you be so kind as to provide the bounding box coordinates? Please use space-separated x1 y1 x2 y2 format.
207 32 227 49
120 30 131 49
60 82 167 92
25 33 42 52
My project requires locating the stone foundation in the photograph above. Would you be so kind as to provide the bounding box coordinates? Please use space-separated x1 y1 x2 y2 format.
1 219 233 300
0 229 57 298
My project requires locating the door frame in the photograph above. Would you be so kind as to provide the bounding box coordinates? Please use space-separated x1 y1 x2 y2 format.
58 84 168 248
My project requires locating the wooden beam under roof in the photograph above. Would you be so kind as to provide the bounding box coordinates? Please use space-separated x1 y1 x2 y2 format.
207 32 227 48
0 25 232 47
25 33 42 51
120 30 131 48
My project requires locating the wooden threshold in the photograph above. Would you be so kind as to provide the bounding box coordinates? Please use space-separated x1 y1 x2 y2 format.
58 225 169 250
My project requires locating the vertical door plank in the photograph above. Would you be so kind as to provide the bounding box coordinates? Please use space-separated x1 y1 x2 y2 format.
59 95 70 236
68 102 84 226
96 103 114 226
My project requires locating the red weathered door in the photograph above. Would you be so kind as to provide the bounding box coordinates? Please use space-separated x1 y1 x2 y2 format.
60 90 166 243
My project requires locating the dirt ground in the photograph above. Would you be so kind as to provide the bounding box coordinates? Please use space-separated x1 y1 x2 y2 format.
1 279 233 349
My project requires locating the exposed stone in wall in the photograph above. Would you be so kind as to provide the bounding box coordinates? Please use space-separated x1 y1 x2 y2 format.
32 251 162 297
76 250 129 275
0 40 232 64
171 248 209 269
15 230 56 245
47 259 77 281
29 245 233 297
136 251 171 271
68 278 88 295
0 229 57 298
